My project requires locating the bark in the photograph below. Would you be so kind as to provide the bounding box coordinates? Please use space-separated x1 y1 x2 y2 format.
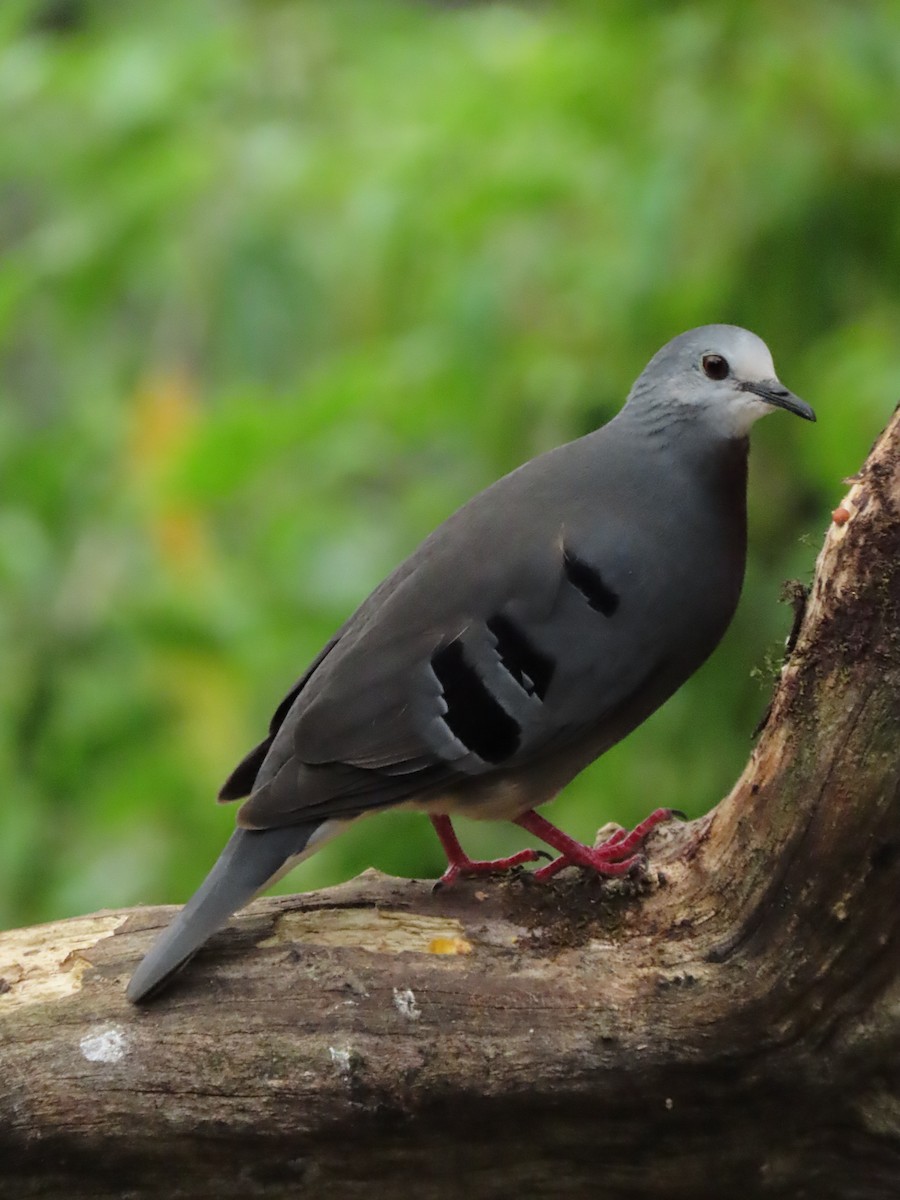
3 410 900 1200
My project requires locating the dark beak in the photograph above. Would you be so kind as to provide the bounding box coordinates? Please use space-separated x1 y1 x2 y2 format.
741 379 816 422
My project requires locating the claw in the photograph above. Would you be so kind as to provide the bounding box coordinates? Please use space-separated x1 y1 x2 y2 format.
514 806 680 883
430 808 679 890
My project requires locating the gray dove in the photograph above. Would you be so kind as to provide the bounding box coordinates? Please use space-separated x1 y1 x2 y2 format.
127 324 815 1002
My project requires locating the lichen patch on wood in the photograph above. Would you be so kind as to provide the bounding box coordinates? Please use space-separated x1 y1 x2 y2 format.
79 1025 128 1064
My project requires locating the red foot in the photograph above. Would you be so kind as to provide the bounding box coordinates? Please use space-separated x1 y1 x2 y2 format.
430 815 548 887
514 807 681 882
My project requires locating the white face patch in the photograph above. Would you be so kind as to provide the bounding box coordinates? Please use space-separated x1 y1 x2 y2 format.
709 390 774 438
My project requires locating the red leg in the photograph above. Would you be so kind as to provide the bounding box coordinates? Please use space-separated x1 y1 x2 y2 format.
514 807 680 883
430 815 548 887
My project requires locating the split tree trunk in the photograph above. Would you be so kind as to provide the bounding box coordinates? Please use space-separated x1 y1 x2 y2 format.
3 411 900 1200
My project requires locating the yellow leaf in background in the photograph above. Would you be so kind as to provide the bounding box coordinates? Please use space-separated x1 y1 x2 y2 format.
129 370 212 578
131 373 244 795
152 652 247 786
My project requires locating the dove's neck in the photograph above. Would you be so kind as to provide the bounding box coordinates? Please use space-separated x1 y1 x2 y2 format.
613 399 749 463
608 402 750 523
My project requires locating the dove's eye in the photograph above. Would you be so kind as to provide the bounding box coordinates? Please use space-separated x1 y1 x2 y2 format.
702 354 729 380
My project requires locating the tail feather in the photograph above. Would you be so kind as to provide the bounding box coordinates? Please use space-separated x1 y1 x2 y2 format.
126 824 316 1004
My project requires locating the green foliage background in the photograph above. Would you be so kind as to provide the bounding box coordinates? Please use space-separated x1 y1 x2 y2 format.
2 0 899 927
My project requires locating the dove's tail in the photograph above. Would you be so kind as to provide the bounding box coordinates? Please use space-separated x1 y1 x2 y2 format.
126 824 321 1004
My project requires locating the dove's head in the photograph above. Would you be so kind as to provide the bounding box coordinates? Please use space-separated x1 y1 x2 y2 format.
627 325 815 437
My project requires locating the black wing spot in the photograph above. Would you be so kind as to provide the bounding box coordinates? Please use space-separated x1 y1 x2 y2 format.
486 613 555 700
563 547 619 617
431 640 520 763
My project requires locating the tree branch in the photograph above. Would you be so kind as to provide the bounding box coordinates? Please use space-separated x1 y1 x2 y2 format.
3 410 900 1199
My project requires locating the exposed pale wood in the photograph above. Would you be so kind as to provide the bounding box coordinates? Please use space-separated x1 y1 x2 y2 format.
2 410 900 1199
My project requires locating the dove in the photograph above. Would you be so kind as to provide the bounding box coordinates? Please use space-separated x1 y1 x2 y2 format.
127 324 815 1002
